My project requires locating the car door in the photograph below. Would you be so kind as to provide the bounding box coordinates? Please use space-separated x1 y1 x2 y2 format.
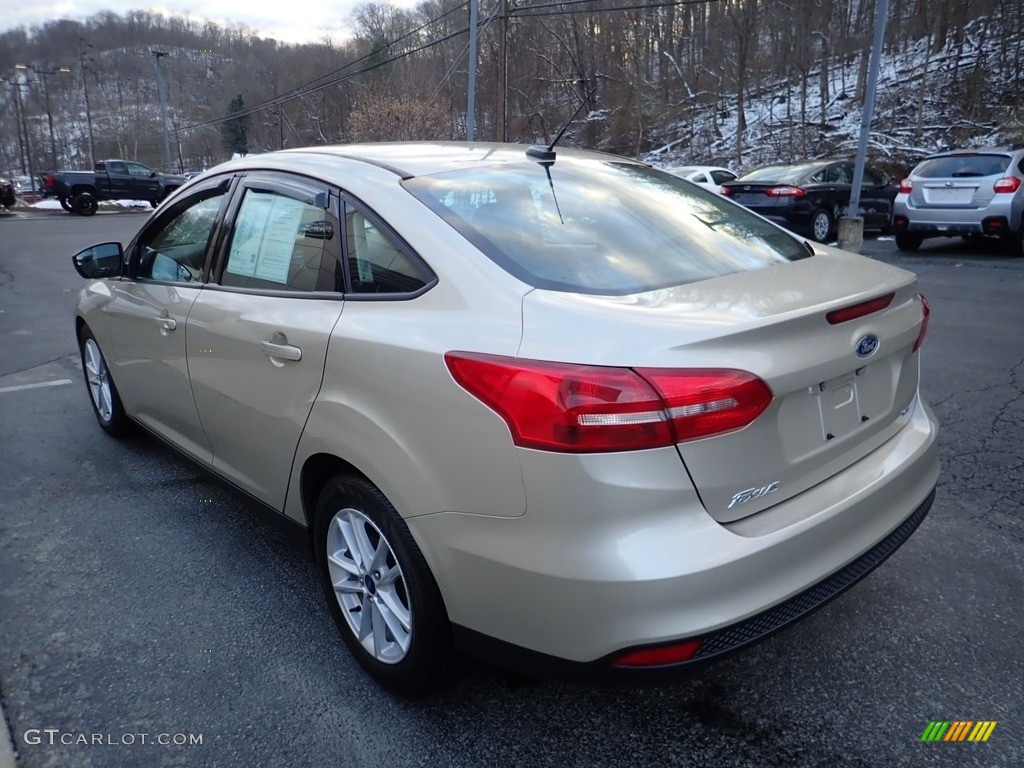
856 166 895 228
105 177 234 463
186 174 345 509
127 162 162 200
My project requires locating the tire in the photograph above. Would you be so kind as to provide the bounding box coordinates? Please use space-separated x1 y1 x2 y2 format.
72 190 98 216
150 199 160 209
314 474 452 696
78 325 130 437
810 208 833 242
1001 218 1024 258
895 233 923 252
59 196 73 212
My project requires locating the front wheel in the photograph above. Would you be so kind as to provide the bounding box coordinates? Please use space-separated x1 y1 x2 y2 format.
78 325 130 436
895 233 923 252
314 474 452 696
810 208 833 242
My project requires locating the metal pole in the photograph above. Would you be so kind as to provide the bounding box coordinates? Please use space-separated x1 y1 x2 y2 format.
496 0 508 142
847 0 891 220
40 72 59 170
16 82 36 193
152 50 173 172
466 0 478 142
6 81 28 175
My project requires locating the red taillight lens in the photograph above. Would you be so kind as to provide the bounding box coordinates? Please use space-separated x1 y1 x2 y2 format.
444 353 772 453
825 292 895 325
899 178 913 194
45 173 55 189
765 186 805 197
720 186 733 196
913 294 930 352
613 640 702 667
994 177 1021 193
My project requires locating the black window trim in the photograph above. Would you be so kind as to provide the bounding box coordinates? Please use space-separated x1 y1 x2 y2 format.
124 174 236 285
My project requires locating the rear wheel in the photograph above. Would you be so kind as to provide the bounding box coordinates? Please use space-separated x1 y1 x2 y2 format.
810 208 833 242
895 233 923 252
314 474 452 696
72 190 98 216
1001 218 1024 257
59 196 73 212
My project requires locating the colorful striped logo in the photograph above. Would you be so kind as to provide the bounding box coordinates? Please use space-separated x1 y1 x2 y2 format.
920 721 997 742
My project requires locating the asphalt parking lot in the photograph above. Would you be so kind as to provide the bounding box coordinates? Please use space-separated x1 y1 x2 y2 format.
1 209 1022 767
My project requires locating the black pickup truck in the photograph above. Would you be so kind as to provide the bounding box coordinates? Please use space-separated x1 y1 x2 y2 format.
41 160 187 216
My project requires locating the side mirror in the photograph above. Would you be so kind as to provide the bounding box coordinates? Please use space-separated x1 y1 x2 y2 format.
73 242 124 279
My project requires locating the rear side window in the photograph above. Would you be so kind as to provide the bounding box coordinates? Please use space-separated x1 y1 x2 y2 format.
914 154 1010 178
405 160 809 295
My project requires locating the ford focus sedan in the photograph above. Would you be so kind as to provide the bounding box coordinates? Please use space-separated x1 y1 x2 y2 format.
72 143 939 695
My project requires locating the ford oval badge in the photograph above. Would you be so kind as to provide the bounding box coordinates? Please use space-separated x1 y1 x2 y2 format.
855 334 880 358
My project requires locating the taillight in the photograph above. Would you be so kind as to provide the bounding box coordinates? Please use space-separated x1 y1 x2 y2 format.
444 352 773 453
45 173 55 189
826 292 895 325
994 177 1021 193
720 186 732 196
765 186 805 197
899 178 913 194
613 640 702 667
913 294 930 352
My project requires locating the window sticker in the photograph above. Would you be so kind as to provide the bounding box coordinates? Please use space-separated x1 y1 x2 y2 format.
225 191 306 285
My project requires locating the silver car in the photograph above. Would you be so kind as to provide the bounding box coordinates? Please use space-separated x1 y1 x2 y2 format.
892 145 1024 255
73 143 939 694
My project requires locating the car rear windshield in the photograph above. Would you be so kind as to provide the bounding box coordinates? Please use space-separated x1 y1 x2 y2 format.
734 164 820 184
914 154 1010 178
403 160 809 295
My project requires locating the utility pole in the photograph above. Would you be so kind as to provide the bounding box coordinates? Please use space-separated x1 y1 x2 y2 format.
8 76 36 192
152 50 173 172
79 36 97 166
2 77 28 176
838 0 891 253
466 0 478 142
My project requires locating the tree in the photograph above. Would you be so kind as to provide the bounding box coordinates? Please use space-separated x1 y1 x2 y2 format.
220 93 250 156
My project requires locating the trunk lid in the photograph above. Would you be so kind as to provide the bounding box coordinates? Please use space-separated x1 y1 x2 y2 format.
518 248 925 523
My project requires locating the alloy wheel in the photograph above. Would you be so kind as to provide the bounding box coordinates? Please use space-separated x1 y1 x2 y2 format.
83 338 114 422
325 507 412 665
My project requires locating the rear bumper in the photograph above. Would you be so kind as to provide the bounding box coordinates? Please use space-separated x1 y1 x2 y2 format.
409 395 939 671
892 197 1019 237
454 488 934 682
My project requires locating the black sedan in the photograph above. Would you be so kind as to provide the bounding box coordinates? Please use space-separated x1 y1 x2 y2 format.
721 160 898 242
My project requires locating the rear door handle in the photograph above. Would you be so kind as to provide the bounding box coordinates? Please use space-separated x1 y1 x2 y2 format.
260 339 302 362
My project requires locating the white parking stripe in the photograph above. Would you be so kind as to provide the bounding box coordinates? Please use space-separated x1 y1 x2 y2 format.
0 379 74 394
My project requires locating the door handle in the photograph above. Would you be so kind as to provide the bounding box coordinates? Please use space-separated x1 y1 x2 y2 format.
154 315 176 331
260 339 302 362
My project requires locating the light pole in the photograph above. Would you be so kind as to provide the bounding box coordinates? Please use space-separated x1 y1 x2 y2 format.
4 74 36 192
1 77 28 177
16 63 70 170
151 50 173 172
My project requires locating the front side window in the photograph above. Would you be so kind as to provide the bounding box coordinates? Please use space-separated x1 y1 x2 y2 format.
222 189 340 292
127 162 153 177
137 192 225 282
405 160 809 295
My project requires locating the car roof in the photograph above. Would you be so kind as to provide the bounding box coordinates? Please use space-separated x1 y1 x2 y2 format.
220 142 646 180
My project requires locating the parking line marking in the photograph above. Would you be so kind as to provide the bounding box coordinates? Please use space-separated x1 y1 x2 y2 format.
0 379 73 394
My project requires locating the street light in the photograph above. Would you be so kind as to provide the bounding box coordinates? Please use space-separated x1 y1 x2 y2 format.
16 63 71 170
3 73 36 193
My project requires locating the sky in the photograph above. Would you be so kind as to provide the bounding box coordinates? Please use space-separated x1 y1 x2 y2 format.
0 0 417 44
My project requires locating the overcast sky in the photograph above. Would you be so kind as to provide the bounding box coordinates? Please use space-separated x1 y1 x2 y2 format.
0 1 415 44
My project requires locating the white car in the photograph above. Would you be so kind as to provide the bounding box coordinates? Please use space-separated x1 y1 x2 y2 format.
665 165 738 193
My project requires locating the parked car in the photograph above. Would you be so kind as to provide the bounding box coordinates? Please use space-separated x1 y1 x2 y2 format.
665 165 737 193
722 160 898 242
891 145 1024 255
41 159 186 215
0 176 15 209
72 142 938 694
